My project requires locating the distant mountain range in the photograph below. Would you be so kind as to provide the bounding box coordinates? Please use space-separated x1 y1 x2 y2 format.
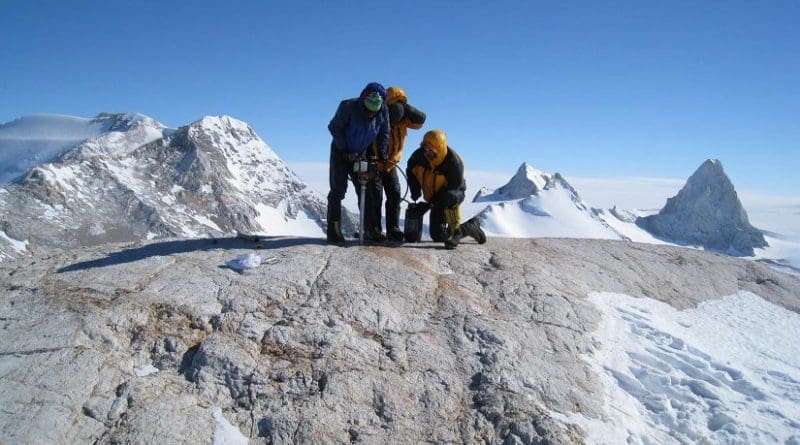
0 113 777 263
468 160 768 256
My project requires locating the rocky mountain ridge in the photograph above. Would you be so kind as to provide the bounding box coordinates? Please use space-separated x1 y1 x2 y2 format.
1 237 797 444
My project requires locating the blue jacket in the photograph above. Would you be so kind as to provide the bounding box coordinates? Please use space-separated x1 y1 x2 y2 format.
328 98 389 157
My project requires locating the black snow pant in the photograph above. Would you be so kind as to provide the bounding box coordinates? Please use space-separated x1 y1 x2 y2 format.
428 204 447 242
326 146 382 233
374 167 402 232
427 188 466 242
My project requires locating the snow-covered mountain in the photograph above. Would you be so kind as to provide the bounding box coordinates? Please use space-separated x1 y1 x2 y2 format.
460 160 799 274
0 113 348 260
467 163 622 239
637 159 768 256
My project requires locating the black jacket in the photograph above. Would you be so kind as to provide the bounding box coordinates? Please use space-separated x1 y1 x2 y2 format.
406 146 466 207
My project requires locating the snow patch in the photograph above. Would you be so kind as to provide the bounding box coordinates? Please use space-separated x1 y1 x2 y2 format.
211 406 248 445
0 230 28 252
134 365 159 377
193 214 222 231
88 222 105 236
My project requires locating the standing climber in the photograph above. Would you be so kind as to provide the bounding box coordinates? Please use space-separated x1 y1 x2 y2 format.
326 82 390 244
406 129 486 249
371 86 426 241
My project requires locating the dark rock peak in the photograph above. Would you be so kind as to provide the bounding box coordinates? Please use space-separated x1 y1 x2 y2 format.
637 159 767 255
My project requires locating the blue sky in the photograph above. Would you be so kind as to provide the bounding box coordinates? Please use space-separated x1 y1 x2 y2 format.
2 0 798 198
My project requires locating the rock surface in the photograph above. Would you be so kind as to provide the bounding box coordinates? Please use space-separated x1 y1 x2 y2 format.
1 237 798 444
637 159 767 255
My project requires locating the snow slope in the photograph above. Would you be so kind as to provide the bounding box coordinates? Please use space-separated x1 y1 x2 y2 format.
593 207 667 244
466 163 622 240
558 291 800 444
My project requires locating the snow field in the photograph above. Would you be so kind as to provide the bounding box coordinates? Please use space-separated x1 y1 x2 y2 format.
562 291 800 444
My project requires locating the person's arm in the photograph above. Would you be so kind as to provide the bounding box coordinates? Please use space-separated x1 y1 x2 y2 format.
406 149 424 201
375 107 390 159
403 103 426 129
388 102 404 124
327 101 350 151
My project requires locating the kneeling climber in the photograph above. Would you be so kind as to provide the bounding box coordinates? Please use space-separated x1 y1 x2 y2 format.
406 129 486 249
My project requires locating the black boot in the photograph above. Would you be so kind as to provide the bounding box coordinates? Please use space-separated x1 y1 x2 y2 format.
364 226 387 244
444 228 463 250
387 227 404 242
460 217 486 244
327 195 346 245
385 204 403 241
327 221 345 245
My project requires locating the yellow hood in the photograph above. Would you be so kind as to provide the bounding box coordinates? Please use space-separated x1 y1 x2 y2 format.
386 86 407 105
422 129 447 168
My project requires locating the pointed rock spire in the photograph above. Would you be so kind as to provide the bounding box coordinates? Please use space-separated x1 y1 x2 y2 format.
637 159 767 255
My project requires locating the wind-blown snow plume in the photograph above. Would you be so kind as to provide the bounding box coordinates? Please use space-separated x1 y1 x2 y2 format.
0 113 164 184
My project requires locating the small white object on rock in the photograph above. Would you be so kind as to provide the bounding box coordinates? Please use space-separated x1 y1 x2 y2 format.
134 364 159 377
226 254 261 272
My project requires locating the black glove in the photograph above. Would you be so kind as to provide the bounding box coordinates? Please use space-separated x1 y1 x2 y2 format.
414 201 430 214
342 151 359 162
